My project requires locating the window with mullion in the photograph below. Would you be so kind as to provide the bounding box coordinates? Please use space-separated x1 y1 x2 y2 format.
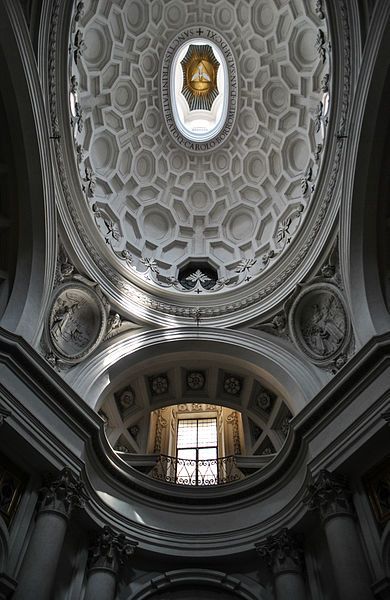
176 418 218 485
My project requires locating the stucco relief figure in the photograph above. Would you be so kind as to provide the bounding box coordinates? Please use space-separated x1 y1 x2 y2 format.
47 282 109 363
301 295 345 356
51 293 89 349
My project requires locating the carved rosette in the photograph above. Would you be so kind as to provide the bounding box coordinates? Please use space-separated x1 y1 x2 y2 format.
39 468 87 519
304 470 354 523
288 283 351 367
88 526 137 574
256 528 304 576
46 281 108 364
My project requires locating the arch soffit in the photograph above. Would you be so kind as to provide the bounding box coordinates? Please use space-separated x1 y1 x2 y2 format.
67 328 327 412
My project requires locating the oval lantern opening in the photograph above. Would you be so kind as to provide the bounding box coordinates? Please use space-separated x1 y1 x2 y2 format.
171 38 228 143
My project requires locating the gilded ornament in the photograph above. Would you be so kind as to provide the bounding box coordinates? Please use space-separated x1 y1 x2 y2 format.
181 44 219 111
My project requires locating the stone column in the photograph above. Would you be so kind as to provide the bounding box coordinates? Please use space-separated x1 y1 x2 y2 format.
304 470 374 600
13 468 86 600
84 526 137 600
256 528 306 600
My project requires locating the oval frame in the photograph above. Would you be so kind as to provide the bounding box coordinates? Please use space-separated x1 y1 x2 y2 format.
288 283 351 365
161 27 238 152
46 281 107 363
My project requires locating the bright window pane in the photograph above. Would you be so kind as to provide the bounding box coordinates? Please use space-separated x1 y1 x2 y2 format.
176 418 218 485
177 419 197 448
197 418 217 447
198 447 217 461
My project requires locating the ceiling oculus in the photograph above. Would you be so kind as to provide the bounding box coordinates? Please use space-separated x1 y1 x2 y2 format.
161 28 238 151
181 44 219 111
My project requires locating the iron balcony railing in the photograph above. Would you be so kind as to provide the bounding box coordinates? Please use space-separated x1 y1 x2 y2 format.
150 454 243 486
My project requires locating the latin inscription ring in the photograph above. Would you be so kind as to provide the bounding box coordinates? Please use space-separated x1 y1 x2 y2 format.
161 27 238 152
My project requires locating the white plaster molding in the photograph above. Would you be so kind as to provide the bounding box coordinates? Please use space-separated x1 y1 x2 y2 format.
339 1 390 345
67 327 326 408
129 569 268 600
47 0 351 327
0 0 56 347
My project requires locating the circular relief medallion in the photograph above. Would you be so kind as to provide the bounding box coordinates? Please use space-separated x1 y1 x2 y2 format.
289 284 350 363
161 27 238 151
47 282 107 363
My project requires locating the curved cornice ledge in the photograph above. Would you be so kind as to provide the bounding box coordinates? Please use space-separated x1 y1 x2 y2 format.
67 327 327 407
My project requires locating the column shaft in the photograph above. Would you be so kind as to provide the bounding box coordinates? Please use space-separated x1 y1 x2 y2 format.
13 511 68 600
304 470 374 600
324 514 374 600
84 569 116 600
274 571 306 600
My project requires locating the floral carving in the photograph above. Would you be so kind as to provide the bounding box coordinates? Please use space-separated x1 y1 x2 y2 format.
304 470 354 521
187 371 205 391
315 0 325 20
256 528 304 575
226 411 241 454
115 386 135 414
150 375 169 395
40 468 87 518
301 166 313 196
256 391 271 411
83 167 96 198
224 375 241 395
88 526 137 573
315 29 327 63
72 29 86 64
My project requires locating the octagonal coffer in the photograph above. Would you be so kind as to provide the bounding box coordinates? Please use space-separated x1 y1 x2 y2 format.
161 28 238 151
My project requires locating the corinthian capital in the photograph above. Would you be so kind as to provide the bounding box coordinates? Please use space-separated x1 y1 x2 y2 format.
39 467 87 518
304 469 354 522
88 526 137 574
256 528 304 575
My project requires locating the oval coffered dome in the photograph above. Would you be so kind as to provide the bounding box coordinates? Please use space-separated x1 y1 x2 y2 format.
51 0 343 326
